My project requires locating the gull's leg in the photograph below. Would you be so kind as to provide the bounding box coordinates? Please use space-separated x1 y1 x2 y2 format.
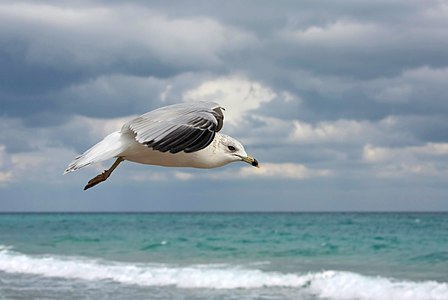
84 157 124 190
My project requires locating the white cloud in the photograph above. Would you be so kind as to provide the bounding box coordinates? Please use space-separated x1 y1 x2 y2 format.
183 75 277 125
0 145 13 185
0 145 78 186
372 84 413 103
237 163 332 180
290 119 367 143
363 143 448 177
0 171 12 184
160 84 173 102
282 91 298 103
363 144 390 162
282 20 385 47
363 143 448 163
174 171 194 181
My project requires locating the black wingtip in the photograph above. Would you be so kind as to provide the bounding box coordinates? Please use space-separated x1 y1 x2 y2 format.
251 159 259 167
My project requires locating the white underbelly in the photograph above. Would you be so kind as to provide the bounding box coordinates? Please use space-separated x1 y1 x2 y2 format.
120 138 222 169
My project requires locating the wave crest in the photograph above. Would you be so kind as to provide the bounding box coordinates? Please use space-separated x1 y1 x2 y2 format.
0 245 447 299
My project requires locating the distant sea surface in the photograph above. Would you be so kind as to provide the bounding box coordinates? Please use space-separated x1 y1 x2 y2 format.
0 213 447 300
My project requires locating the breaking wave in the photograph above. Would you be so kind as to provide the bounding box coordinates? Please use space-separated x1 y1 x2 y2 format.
0 245 447 300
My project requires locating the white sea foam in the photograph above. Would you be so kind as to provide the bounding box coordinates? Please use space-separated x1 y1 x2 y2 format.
0 246 447 300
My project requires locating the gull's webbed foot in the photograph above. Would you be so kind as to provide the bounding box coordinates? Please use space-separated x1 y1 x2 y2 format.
83 157 124 190
84 170 110 190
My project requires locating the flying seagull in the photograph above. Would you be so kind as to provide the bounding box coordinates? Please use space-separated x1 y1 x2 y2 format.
64 102 259 190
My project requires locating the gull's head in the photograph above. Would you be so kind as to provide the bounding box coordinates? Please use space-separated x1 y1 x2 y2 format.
216 134 259 168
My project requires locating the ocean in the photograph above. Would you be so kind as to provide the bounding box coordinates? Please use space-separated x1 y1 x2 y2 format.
0 213 447 300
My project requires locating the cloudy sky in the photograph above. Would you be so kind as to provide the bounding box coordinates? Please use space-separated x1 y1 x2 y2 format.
1 0 448 212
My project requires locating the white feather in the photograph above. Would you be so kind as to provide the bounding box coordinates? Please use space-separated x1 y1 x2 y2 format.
64 131 124 174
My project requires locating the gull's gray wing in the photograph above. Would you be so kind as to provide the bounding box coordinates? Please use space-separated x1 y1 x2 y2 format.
122 102 225 153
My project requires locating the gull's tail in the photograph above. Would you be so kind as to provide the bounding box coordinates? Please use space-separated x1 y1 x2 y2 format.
64 131 124 174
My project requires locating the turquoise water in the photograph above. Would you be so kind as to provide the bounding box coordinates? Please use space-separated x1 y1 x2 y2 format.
0 213 447 299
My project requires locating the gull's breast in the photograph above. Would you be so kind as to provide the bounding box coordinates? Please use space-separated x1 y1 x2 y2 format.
120 134 225 169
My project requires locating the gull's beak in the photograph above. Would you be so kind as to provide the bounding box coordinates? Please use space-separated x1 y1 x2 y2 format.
241 156 260 168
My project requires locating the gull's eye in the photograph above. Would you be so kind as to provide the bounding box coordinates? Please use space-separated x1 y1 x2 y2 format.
228 145 236 151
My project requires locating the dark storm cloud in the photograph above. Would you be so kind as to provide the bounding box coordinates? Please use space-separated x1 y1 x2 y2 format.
2 0 447 122
0 1 254 119
0 0 445 137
